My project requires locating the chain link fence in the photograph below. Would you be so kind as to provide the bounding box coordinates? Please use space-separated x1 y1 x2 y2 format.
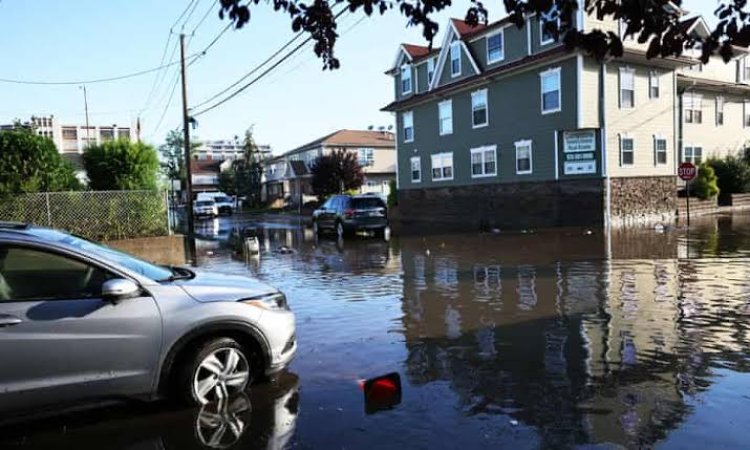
0 190 170 241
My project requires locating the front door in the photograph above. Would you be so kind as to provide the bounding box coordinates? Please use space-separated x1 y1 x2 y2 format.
0 245 162 414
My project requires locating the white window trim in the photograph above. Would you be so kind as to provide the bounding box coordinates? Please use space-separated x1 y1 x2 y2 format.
471 89 489 129
450 41 461 78
515 139 533 175
649 70 659 99
540 67 562 115
684 93 704 124
427 57 436 85
403 111 414 143
619 67 636 110
400 65 412 95
619 134 634 167
716 96 725 126
540 16 560 46
438 99 453 136
431 152 454 181
683 144 704 164
653 135 667 166
410 155 422 183
470 145 497 178
486 29 505 65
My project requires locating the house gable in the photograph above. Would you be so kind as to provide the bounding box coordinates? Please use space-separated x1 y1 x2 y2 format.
430 21 482 90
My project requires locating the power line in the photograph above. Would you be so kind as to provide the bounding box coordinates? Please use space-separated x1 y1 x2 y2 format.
143 1 213 116
191 6 348 113
191 38 312 117
0 57 192 86
148 68 183 139
181 0 202 31
191 0 219 36
139 36 180 115
188 22 233 67
171 0 198 30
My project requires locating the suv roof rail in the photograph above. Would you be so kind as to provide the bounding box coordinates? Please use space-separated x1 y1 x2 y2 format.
0 221 31 230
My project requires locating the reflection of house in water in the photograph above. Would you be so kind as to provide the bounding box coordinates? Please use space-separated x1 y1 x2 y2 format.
398 227 750 447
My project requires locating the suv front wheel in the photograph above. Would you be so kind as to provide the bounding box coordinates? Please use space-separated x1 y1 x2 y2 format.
177 337 254 405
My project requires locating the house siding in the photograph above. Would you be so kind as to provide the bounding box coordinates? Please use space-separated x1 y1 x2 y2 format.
604 61 676 178
437 39 478 87
529 15 565 55
397 56 580 189
677 55 740 83
468 24 527 70
394 64 416 102
415 61 430 93
580 58 601 129
681 90 750 160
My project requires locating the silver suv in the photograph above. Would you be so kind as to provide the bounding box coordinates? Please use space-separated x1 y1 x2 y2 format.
0 223 296 416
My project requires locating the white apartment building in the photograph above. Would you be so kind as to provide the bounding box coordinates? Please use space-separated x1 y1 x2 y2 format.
194 138 272 161
0 115 137 154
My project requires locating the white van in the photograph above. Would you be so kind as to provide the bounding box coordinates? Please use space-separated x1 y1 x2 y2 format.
196 192 235 215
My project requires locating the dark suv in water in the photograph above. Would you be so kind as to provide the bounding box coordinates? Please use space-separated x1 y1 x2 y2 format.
312 194 388 237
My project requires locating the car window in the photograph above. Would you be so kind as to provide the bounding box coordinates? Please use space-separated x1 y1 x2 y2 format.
214 197 230 203
23 229 174 281
0 246 115 301
351 197 386 209
322 198 333 209
196 201 214 206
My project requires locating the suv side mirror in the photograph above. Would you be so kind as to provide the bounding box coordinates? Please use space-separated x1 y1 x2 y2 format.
102 279 140 302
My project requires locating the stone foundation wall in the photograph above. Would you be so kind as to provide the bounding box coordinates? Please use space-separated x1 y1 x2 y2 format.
397 179 605 234
608 176 677 227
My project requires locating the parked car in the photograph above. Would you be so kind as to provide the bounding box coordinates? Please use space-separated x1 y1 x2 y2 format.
193 199 218 218
197 192 234 215
312 194 388 238
0 222 296 416
213 196 235 215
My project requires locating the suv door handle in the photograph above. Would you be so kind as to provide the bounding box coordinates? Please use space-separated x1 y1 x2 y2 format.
0 315 22 327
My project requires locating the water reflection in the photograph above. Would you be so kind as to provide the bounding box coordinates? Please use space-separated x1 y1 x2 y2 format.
0 372 300 450
397 222 750 448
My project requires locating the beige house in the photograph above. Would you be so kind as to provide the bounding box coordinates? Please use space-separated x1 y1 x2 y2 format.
262 130 396 208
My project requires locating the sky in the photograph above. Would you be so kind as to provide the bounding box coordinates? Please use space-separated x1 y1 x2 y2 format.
0 0 720 154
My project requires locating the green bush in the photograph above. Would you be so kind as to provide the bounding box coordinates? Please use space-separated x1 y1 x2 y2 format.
692 163 719 200
83 139 159 191
0 129 80 196
708 154 750 194
387 179 398 208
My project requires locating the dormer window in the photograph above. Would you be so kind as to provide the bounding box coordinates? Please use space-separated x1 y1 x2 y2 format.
400 65 412 95
541 14 560 45
450 41 461 77
427 57 436 84
487 30 504 64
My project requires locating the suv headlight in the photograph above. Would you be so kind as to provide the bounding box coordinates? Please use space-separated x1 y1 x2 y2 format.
240 292 289 311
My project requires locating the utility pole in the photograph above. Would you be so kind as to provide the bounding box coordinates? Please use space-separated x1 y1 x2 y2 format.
180 33 196 261
80 85 90 144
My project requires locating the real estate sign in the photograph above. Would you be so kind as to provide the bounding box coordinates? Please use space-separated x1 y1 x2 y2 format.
563 131 597 175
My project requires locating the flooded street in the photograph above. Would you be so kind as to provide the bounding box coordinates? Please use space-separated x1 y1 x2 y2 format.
3 213 750 449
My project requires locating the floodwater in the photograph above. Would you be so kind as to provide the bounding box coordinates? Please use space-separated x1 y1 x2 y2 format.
3 213 750 449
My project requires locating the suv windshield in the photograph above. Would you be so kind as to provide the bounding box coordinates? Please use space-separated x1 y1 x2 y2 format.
28 228 174 281
196 200 214 206
351 197 386 209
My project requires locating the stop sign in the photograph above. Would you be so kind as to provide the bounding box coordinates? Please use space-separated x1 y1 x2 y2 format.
678 162 697 181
